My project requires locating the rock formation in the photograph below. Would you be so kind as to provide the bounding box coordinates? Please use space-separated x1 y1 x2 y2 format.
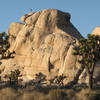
92 27 100 35
0 9 83 84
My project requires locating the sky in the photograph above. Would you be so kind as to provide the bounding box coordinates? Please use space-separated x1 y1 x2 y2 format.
0 0 100 37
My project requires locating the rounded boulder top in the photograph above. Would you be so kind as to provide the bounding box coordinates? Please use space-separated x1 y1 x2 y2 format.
92 27 100 35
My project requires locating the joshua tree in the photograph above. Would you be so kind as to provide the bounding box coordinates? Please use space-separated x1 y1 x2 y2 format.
73 34 100 89
0 32 10 58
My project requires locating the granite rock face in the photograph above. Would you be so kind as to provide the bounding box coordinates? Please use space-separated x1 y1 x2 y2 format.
0 9 82 83
92 27 100 35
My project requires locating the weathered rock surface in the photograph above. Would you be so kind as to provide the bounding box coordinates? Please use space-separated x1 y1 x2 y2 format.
92 27 100 35
0 9 82 84
8 22 24 46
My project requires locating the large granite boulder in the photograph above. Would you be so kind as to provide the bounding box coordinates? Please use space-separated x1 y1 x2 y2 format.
0 9 82 84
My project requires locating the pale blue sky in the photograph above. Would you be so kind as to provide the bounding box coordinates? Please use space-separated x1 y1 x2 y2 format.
0 0 100 37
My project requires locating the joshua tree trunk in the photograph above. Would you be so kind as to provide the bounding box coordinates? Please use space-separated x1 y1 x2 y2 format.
66 65 85 87
88 73 93 89
1 52 4 59
88 64 95 89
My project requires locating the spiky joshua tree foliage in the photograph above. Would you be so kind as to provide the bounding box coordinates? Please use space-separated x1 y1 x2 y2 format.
0 32 10 58
73 34 100 89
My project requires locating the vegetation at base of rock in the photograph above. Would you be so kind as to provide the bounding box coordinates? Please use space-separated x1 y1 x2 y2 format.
0 32 10 58
8 69 21 84
35 72 46 83
49 74 66 86
73 34 100 89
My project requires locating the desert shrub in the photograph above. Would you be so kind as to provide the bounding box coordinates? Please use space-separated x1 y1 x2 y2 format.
8 69 21 84
49 74 66 87
35 72 46 84
55 75 66 86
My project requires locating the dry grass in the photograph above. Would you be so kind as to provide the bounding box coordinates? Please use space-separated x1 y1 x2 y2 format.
0 88 18 100
0 87 100 100
76 89 100 100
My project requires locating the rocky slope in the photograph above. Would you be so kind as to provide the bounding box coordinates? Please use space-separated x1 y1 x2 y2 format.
0 9 83 84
